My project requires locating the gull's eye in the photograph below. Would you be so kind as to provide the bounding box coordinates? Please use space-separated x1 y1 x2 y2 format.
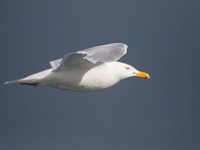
125 66 131 70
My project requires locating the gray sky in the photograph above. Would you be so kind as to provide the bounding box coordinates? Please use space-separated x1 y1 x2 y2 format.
1 0 200 150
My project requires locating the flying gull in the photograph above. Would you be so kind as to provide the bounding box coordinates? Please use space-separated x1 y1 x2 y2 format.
4 43 150 91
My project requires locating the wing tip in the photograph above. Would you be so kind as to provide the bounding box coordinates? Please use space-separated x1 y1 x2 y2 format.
111 42 128 52
49 58 62 68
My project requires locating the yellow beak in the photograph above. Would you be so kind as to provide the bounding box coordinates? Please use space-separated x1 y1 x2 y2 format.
135 71 150 79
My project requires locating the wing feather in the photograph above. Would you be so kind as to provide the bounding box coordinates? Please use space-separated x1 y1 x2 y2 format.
49 58 62 68
55 43 128 71
77 43 127 64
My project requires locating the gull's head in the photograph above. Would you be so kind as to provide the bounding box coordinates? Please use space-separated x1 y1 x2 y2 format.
117 63 150 80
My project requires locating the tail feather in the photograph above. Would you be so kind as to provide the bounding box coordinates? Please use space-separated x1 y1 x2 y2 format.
4 79 40 87
4 68 53 87
4 80 20 85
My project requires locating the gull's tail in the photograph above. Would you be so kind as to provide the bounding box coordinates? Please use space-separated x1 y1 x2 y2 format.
4 69 53 87
4 80 18 84
4 79 40 87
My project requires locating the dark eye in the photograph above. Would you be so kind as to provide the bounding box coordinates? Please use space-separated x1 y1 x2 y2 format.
126 67 130 70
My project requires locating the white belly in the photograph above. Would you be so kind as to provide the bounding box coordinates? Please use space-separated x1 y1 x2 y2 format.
44 64 120 91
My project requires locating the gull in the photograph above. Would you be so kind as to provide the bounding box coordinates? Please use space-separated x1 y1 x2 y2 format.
4 43 150 91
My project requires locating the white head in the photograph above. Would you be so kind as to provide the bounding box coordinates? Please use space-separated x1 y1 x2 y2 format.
115 62 150 80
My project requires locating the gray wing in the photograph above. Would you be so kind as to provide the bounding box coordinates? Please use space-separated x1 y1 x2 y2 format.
49 58 62 68
54 43 128 71
76 43 127 64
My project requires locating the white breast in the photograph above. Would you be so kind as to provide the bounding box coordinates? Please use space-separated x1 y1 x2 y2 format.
79 63 120 91
45 63 120 91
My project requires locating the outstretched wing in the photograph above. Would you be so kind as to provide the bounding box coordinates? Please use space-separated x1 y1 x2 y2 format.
76 43 127 64
53 43 128 71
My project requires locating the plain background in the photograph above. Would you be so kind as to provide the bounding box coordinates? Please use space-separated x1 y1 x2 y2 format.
1 0 200 150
